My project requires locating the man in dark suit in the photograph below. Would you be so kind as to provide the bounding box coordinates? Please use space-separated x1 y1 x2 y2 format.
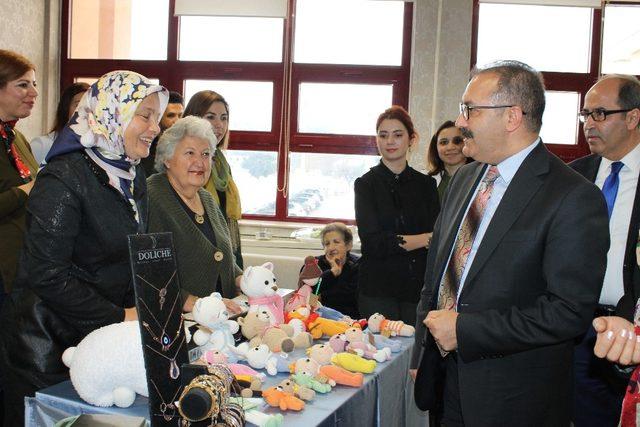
570 74 640 427
411 60 610 427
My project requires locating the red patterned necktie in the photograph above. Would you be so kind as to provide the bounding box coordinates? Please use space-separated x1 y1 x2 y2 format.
435 165 499 356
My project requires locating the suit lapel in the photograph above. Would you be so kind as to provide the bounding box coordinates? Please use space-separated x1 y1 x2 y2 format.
432 163 487 292
460 143 550 295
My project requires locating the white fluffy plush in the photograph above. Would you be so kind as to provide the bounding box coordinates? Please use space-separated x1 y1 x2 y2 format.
240 262 283 326
191 292 240 356
62 321 147 408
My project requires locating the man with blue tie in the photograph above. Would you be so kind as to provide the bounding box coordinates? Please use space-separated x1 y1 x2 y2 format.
571 75 640 427
411 60 610 427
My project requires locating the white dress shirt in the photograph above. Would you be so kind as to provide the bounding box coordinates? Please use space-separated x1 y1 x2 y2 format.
595 142 640 306
437 138 540 306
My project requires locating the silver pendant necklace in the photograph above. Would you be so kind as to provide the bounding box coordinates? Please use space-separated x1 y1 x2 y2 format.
139 292 182 352
146 335 185 380
136 269 176 310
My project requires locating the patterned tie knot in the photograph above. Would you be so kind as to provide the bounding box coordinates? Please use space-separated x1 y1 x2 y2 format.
611 161 624 175
483 165 500 184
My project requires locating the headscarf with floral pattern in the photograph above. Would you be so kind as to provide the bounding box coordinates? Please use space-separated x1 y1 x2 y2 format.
46 71 168 222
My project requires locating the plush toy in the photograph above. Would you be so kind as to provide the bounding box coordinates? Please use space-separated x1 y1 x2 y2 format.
238 310 312 353
262 386 305 411
191 293 241 358
370 331 402 353
298 256 323 289
344 327 391 362
241 262 284 325
286 307 352 339
292 358 335 393
202 349 266 381
367 313 415 337
316 306 367 329
62 321 147 408
328 333 347 353
278 378 315 401
331 352 377 374
306 344 364 387
243 344 291 376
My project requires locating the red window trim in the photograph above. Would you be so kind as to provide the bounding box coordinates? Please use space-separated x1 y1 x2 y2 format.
60 0 413 224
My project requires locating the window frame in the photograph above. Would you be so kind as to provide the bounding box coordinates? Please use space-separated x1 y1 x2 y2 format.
60 0 413 224
471 0 604 162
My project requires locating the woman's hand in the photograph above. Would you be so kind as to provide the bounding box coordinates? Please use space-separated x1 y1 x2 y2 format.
182 294 198 313
235 275 243 291
124 307 138 321
399 233 431 251
593 316 640 366
17 179 35 196
327 256 343 277
223 298 244 315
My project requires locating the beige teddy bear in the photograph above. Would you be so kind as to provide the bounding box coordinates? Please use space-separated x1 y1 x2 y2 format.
238 310 313 353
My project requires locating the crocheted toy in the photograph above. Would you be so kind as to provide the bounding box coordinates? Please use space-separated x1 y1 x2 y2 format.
191 293 241 358
262 386 305 411
243 344 291 376
286 307 352 339
61 321 147 408
241 262 284 325
291 358 335 393
306 344 364 387
238 310 312 353
367 313 415 337
344 327 391 362
278 378 315 401
328 333 347 353
370 331 402 353
331 352 377 374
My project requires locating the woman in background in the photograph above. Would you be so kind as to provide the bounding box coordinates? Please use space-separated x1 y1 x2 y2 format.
0 49 39 300
148 116 242 314
183 90 243 268
427 120 470 201
355 106 440 326
0 71 167 425
310 222 360 319
30 82 89 164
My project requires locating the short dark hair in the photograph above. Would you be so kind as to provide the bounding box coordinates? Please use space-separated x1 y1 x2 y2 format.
320 222 353 247
0 49 35 89
376 105 416 138
168 91 184 105
472 60 546 133
51 82 90 134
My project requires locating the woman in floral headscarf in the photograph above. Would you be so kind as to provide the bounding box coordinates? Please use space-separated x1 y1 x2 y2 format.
0 71 168 425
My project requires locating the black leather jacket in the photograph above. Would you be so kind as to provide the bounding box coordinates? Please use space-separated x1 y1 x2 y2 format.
0 151 147 392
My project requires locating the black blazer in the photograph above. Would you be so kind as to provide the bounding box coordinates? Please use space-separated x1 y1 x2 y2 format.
354 162 440 302
570 153 640 321
412 143 610 426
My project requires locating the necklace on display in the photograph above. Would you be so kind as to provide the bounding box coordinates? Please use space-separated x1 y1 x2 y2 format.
146 335 185 380
136 269 176 310
139 292 182 352
149 378 181 421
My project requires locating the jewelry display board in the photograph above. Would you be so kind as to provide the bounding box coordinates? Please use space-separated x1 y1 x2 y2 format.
128 233 188 427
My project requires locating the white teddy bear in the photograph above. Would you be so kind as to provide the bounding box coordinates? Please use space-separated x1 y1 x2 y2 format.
240 262 284 326
62 321 147 408
191 292 241 358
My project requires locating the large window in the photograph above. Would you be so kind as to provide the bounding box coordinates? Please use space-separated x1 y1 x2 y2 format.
473 1 640 162
61 0 412 223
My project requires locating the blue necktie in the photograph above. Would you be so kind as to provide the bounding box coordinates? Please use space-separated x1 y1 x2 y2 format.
602 161 624 218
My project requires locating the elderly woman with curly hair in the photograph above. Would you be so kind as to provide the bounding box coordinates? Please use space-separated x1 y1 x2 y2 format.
147 116 243 314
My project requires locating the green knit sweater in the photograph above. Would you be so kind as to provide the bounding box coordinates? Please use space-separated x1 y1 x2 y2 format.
147 173 242 299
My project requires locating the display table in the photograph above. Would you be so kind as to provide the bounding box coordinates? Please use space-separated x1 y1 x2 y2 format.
25 336 428 426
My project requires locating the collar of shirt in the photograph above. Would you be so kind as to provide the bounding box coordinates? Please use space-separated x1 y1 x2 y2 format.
491 137 541 185
599 142 640 179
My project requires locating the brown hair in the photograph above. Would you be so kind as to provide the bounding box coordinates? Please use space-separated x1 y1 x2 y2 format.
0 49 35 89
320 222 353 247
51 82 90 134
376 105 416 138
427 120 471 176
183 90 230 149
